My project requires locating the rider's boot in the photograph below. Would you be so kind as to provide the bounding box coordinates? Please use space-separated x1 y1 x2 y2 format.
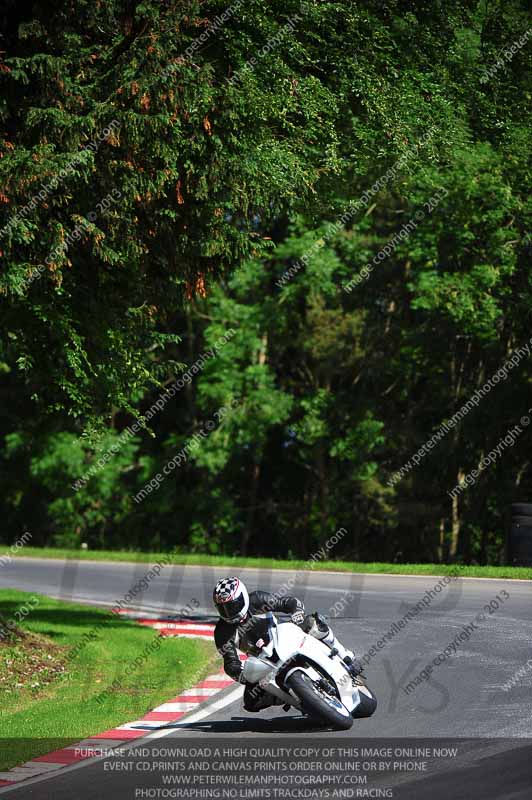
304 613 361 678
244 683 283 712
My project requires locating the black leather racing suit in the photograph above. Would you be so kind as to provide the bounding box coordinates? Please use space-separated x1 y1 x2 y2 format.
214 590 304 711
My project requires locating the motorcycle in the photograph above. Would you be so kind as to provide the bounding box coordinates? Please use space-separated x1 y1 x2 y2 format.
240 612 377 730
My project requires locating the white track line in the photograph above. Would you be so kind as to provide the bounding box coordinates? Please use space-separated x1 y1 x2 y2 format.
144 685 244 738
0 686 243 795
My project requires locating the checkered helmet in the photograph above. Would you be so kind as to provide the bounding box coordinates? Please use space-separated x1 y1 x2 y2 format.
213 577 249 624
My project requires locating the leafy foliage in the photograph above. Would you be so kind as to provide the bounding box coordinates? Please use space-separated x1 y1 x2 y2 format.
0 0 531 563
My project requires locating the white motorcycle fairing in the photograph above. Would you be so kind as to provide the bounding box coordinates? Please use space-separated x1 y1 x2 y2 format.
241 617 368 716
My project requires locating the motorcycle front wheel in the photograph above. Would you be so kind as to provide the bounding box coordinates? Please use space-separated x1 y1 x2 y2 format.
286 669 353 730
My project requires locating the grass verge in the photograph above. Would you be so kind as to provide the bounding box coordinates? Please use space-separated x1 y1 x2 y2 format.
0 589 217 772
1 546 531 580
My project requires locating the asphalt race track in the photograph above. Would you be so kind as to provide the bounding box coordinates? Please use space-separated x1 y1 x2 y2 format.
1 557 531 799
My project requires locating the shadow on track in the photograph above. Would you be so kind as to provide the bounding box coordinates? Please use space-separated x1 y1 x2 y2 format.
150 716 332 734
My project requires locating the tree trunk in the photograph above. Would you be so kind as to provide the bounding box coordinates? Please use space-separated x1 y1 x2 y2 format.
240 332 269 556
241 461 261 556
186 305 197 424
316 443 329 540
450 468 464 560
438 517 445 563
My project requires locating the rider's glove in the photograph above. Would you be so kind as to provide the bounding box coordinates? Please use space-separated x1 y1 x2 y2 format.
237 669 247 684
291 610 305 626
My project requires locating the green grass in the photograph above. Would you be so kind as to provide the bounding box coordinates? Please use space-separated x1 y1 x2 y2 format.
1 545 532 579
0 589 217 771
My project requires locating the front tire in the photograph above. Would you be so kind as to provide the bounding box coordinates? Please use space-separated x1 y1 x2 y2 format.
352 684 377 718
286 670 353 730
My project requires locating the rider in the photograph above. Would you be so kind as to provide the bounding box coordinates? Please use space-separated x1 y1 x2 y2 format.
213 576 362 712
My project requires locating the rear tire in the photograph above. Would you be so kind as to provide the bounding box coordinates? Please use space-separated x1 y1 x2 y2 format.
286 670 353 730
